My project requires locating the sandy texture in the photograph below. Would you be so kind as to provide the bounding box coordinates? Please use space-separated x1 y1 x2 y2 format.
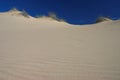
0 11 120 80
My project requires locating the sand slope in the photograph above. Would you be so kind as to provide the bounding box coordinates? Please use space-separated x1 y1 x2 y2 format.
0 11 120 80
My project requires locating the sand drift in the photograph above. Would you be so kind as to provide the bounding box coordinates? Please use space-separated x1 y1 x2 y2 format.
0 10 120 80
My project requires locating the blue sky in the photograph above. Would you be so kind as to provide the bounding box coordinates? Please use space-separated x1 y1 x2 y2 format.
0 0 120 24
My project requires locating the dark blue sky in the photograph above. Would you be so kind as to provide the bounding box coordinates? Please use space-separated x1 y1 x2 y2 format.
0 0 120 24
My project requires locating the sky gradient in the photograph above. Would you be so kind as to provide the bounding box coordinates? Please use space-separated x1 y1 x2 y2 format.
0 0 120 24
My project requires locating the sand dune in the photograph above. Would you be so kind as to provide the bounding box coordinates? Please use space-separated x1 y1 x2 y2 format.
0 11 120 80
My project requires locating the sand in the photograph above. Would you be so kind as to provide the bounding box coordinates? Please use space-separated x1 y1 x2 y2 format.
0 11 120 80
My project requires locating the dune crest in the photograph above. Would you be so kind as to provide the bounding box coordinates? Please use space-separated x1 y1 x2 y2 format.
4 8 30 18
95 16 113 23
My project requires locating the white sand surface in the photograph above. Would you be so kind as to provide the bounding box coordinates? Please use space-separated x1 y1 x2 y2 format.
0 11 120 80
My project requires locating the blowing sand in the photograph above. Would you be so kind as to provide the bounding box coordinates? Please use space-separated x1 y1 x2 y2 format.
0 11 120 80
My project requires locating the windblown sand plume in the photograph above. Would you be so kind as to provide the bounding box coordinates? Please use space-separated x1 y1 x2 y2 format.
0 10 120 80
